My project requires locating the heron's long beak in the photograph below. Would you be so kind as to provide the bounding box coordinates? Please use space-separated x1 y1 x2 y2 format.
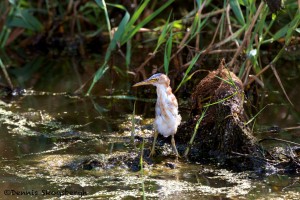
132 78 157 87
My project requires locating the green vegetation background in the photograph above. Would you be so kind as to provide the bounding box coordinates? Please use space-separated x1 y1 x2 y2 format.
0 0 299 97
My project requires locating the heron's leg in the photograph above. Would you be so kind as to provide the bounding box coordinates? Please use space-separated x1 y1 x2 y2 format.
171 135 180 159
149 130 158 157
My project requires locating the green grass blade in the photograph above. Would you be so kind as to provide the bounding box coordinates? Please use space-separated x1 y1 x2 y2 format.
92 100 109 113
175 53 201 92
131 100 136 143
270 24 289 42
87 9 130 95
0 26 11 48
215 75 234 86
100 95 155 102
164 27 173 75
86 64 109 95
187 13 209 43
285 11 300 44
190 11 200 37
203 91 238 107
112 65 126 77
184 106 208 157
230 0 245 25
195 0 202 9
8 8 43 31
245 104 269 126
261 11 299 44
139 134 146 199
126 0 150 30
126 39 132 68
105 8 130 61
154 12 172 53
95 0 112 40
121 0 174 45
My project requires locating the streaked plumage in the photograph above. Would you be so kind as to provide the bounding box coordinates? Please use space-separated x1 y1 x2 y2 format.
133 73 181 157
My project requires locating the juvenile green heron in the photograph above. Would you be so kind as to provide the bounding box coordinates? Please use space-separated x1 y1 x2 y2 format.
133 73 181 157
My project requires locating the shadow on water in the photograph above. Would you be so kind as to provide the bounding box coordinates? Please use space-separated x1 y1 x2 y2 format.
0 55 300 199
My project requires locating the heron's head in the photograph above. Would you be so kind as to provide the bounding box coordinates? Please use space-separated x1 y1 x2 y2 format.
132 73 170 88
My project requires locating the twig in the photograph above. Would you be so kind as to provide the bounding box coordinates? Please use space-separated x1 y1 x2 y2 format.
259 137 300 147
200 11 223 55
135 53 155 79
206 49 237 54
244 62 271 86
270 64 294 106
226 3 239 48
282 126 300 132
0 58 13 89
231 151 278 164
179 0 207 48
282 180 300 191
210 26 245 49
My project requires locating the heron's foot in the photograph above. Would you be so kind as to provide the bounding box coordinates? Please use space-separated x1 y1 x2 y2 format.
148 147 156 157
149 131 158 158
171 135 180 160
173 151 181 162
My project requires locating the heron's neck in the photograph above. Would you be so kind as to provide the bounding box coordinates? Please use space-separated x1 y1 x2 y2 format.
155 84 179 116
156 84 173 101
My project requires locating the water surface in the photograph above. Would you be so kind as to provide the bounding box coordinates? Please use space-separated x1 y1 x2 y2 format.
0 56 299 199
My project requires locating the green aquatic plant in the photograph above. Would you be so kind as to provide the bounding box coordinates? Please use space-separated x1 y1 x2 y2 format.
139 135 146 200
184 106 207 157
86 0 174 95
0 0 43 48
175 53 201 92
0 0 298 102
164 26 173 75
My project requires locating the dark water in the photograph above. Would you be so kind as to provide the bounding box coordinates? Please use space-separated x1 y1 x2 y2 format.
0 55 299 199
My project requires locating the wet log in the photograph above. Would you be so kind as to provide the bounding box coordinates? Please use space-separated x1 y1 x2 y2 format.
177 59 263 170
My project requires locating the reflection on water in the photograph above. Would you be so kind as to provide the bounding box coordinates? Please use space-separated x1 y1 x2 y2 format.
0 56 299 199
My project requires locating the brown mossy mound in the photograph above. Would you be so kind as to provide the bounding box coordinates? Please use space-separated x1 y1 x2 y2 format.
175 59 300 173
177 59 263 170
